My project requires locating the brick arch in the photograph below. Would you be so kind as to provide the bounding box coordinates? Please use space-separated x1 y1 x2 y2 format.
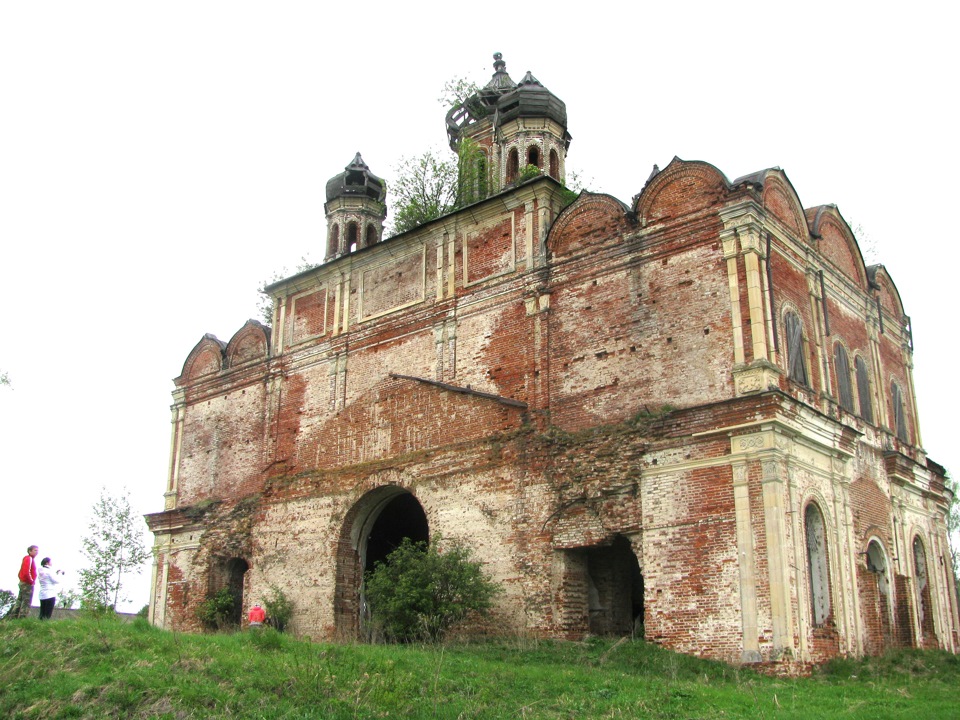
333 485 429 640
753 173 805 240
179 333 226 384
809 205 868 289
225 319 270 368
547 192 630 258
634 157 728 226
868 265 906 320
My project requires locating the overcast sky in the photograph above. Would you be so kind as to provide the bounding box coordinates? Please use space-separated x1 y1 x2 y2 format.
1 3 956 612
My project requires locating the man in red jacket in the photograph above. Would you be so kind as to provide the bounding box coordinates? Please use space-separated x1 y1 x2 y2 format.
10 545 39 619
248 603 266 628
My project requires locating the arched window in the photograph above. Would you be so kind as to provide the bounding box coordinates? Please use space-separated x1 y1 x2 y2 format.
365 224 378 248
549 149 560 179
913 536 931 636
506 148 519 184
477 153 487 199
805 503 832 625
346 222 359 253
527 146 540 168
328 225 340 258
866 540 890 597
834 343 854 413
855 355 874 423
784 310 808 386
891 380 908 442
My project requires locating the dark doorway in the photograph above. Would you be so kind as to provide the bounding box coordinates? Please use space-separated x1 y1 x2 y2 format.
586 536 644 636
334 487 429 639
209 556 249 627
364 492 429 573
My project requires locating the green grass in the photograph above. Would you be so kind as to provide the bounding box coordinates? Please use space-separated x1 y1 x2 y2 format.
1 616 958 718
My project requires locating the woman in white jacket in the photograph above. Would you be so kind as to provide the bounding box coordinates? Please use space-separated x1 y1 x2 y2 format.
37 557 63 620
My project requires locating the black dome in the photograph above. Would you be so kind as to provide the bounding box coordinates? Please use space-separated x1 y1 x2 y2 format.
446 54 568 149
325 153 386 204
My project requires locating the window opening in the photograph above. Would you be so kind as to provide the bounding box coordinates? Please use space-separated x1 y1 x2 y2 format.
527 146 540 168
365 224 378 248
549 149 559 179
805 503 831 625
891 381 908 442
834 344 854 413
329 225 340 257
347 222 359 254
855 355 874 423
784 311 808 385
506 148 519 184
913 537 929 633
477 153 487 199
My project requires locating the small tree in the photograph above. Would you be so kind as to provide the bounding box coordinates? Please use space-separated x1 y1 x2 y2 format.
263 584 293 632
388 150 460 235
78 488 151 611
196 587 237 630
364 536 500 643
947 474 960 600
58 587 82 611
0 588 14 618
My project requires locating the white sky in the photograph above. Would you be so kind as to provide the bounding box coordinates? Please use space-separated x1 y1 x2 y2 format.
1 3 957 612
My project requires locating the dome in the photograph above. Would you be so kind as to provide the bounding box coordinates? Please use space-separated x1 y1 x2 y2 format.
325 153 386 204
495 71 567 129
447 53 568 149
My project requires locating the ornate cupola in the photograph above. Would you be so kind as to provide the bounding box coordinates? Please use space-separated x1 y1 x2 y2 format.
323 153 387 262
446 53 572 198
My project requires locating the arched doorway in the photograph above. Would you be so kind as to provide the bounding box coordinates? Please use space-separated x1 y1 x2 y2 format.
209 556 249 627
334 486 429 639
861 539 893 654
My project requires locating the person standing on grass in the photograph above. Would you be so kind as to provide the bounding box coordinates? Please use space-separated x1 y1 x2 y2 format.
37 558 63 620
9 545 39 619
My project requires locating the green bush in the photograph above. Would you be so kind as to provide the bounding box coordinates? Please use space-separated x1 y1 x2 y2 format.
518 163 541 183
364 536 501 643
263 585 293 633
196 588 237 630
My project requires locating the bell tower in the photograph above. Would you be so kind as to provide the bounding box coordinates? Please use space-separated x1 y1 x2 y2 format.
324 153 387 262
446 53 572 199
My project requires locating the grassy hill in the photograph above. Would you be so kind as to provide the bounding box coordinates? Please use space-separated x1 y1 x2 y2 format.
1 615 958 718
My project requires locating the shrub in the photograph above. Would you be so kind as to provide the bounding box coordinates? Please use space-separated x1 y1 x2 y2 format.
263 585 293 633
518 164 541 183
0 588 14 618
364 536 501 643
196 588 237 630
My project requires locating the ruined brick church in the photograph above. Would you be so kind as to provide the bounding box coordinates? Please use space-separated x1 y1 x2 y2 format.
147 53 959 665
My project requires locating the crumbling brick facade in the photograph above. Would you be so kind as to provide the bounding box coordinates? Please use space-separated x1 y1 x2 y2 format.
146 56 959 666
